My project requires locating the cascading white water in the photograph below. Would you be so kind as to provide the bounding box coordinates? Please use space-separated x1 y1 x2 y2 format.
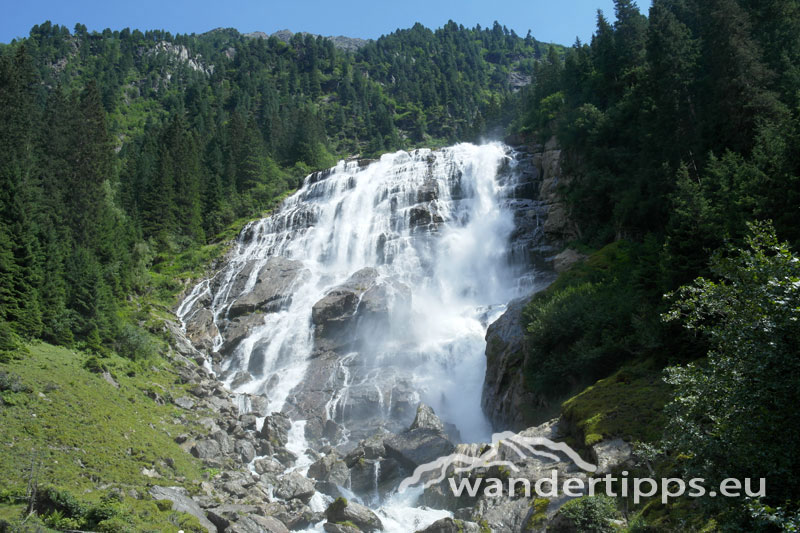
180 141 529 440
179 141 537 530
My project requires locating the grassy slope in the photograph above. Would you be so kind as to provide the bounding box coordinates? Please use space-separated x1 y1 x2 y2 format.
0 207 284 531
0 343 215 531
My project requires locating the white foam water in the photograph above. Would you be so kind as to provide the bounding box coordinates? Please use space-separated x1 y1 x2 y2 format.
179 142 537 528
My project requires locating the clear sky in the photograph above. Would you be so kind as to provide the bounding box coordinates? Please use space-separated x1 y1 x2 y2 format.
1 0 652 46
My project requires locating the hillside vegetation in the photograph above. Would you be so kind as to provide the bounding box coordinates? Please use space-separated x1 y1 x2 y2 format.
517 0 800 529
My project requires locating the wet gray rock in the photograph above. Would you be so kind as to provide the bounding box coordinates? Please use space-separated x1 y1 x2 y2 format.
384 428 455 470
408 204 444 229
206 504 261 531
227 257 310 319
481 295 539 431
274 471 315 503
410 403 444 432
218 314 265 356
238 414 258 431
348 458 379 495
263 500 317 530
417 179 439 203
311 268 377 350
324 522 361 533
235 440 257 464
308 453 350 486
313 268 378 324
184 308 218 353
361 430 389 459
260 412 292 448
148 486 217 533
225 514 289 533
311 268 412 354
325 498 383 532
254 457 285 476
243 394 269 417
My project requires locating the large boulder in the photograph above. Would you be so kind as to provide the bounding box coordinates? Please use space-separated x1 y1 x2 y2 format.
225 514 290 533
206 504 260 531
260 412 292 448
308 453 350 486
184 308 219 353
481 295 540 431
274 471 316 503
218 314 265 356
311 268 411 353
324 498 383 532
410 404 444 432
383 405 455 470
148 486 217 533
591 438 633 475
227 257 309 319
191 438 222 460
311 268 377 343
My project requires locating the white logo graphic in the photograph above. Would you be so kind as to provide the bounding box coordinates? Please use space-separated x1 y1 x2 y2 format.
398 431 597 492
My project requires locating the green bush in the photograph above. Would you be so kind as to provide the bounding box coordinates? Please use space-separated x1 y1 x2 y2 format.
554 495 620 533
35 486 87 524
84 355 108 374
522 241 662 398
0 371 31 393
115 324 157 360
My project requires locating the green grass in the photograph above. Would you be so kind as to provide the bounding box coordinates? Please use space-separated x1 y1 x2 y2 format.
561 359 672 448
0 342 216 531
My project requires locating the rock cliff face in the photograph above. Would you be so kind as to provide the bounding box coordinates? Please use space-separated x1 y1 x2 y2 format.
482 137 578 431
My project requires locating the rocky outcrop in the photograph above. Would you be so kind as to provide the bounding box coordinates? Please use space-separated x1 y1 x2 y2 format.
149 486 218 533
553 248 587 273
227 257 309 319
311 267 411 354
324 498 383 532
383 405 455 469
592 438 633 475
481 296 538 431
536 137 578 246
274 471 316 503
247 29 369 52
482 137 581 430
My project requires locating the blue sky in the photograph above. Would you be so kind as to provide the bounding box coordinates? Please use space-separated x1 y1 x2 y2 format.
1 0 652 46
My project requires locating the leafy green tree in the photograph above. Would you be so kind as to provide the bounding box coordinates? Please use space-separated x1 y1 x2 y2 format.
664 222 800 506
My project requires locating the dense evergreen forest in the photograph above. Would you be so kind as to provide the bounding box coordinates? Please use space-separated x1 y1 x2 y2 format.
0 21 551 354
518 0 800 529
2 0 800 530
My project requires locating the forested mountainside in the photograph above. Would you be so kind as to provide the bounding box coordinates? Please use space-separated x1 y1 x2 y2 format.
503 0 800 529
2 0 800 531
0 20 555 353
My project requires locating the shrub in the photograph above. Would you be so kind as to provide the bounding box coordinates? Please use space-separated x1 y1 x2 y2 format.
0 371 31 393
554 495 620 533
115 324 157 360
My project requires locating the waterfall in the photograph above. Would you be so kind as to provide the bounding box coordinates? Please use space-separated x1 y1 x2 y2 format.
179 141 537 446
